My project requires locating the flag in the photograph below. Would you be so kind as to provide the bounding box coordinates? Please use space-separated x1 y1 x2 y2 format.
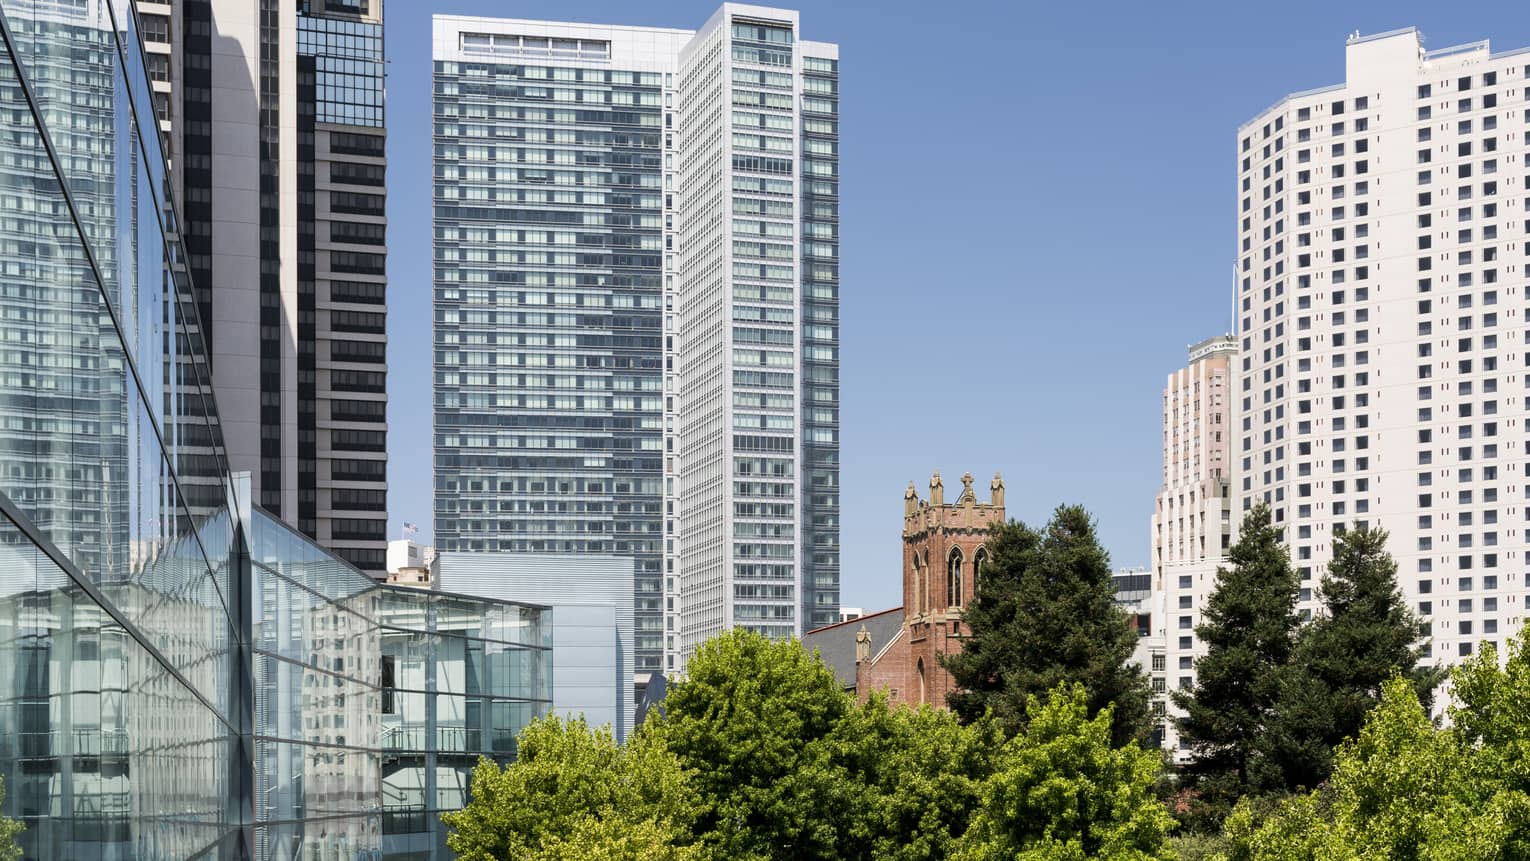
402 522 418 536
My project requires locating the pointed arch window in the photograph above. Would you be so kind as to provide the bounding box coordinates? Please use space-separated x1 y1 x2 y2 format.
972 547 988 595
921 550 930 613
948 548 964 608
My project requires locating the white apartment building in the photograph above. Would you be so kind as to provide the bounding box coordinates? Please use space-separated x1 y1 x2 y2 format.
1152 336 1236 755
1237 28 1530 667
1113 569 1170 750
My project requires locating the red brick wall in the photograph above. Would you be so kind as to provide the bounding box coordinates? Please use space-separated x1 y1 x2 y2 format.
856 631 909 704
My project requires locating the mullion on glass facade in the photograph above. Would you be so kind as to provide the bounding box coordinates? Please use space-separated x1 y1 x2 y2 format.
0 3 552 859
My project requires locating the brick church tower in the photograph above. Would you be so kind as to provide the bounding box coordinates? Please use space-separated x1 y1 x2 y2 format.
899 470 1005 707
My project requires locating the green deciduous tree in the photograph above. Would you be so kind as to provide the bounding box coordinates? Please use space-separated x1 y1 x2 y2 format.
1224 626 1530 860
953 684 1176 861
0 778 21 861
442 715 703 861
652 628 856 860
450 630 1181 861
943 506 1150 747
834 697 1002 861
1268 525 1444 791
1172 503 1300 815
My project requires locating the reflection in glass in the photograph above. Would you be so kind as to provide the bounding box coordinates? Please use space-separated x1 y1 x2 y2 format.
0 4 554 860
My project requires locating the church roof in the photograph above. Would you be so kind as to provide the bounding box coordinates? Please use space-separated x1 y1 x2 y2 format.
802 606 904 690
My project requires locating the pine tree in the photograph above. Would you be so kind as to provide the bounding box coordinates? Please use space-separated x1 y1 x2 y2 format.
943 505 1150 747
1172 503 1300 815
1269 525 1445 790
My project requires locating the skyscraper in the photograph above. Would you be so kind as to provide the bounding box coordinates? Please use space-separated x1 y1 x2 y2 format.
140 0 390 574
674 5 841 655
431 4 840 682
1151 335 1235 754
1237 28 1528 666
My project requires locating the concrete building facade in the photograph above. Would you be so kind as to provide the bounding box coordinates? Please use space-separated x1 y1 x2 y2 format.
1236 28 1530 666
1113 569 1170 750
1151 335 1236 755
139 0 391 574
673 4 842 657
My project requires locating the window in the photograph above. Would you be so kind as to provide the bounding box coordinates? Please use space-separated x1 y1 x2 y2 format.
331 162 386 186
947 549 963 608
331 132 385 157
141 13 169 43
331 221 386 246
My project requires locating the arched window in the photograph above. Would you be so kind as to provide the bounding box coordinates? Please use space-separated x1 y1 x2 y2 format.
922 550 930 612
972 547 988 595
912 551 925 613
916 657 927 704
948 548 963 608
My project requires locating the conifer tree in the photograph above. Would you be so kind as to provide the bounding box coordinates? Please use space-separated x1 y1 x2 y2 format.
1269 525 1445 790
1172 503 1299 814
943 505 1150 747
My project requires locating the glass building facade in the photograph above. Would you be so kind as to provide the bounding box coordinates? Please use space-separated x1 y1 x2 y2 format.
674 7 841 657
432 6 841 678
250 506 550 861
797 49 839 633
431 21 681 680
0 2 551 858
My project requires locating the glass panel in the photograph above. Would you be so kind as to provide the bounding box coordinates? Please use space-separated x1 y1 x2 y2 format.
0 514 237 859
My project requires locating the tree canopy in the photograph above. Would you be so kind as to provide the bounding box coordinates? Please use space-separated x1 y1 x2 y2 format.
943 505 1150 746
446 631 1173 861
1225 626 1530 860
1267 524 1443 791
1172 503 1300 812
442 715 703 861
953 685 1175 861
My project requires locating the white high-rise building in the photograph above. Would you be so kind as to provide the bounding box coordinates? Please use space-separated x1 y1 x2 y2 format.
674 6 841 657
1237 28 1530 667
431 5 840 679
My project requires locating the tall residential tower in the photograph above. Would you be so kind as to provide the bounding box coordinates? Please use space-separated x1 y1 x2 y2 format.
1237 28 1530 665
431 5 840 683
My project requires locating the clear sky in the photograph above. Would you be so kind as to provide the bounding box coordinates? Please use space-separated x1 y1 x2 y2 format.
384 0 1530 613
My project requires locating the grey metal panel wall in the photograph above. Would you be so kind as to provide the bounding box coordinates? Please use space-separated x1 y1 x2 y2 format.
436 552 636 740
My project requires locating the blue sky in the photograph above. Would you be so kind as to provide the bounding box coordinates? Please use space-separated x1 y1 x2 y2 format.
384 0 1530 613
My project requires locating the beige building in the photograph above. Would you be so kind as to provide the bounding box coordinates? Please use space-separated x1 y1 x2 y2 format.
1151 336 1236 756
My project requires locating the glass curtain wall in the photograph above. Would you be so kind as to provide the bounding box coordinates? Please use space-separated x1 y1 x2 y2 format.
0 2 555 859
798 51 840 633
251 507 551 861
0 0 246 857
